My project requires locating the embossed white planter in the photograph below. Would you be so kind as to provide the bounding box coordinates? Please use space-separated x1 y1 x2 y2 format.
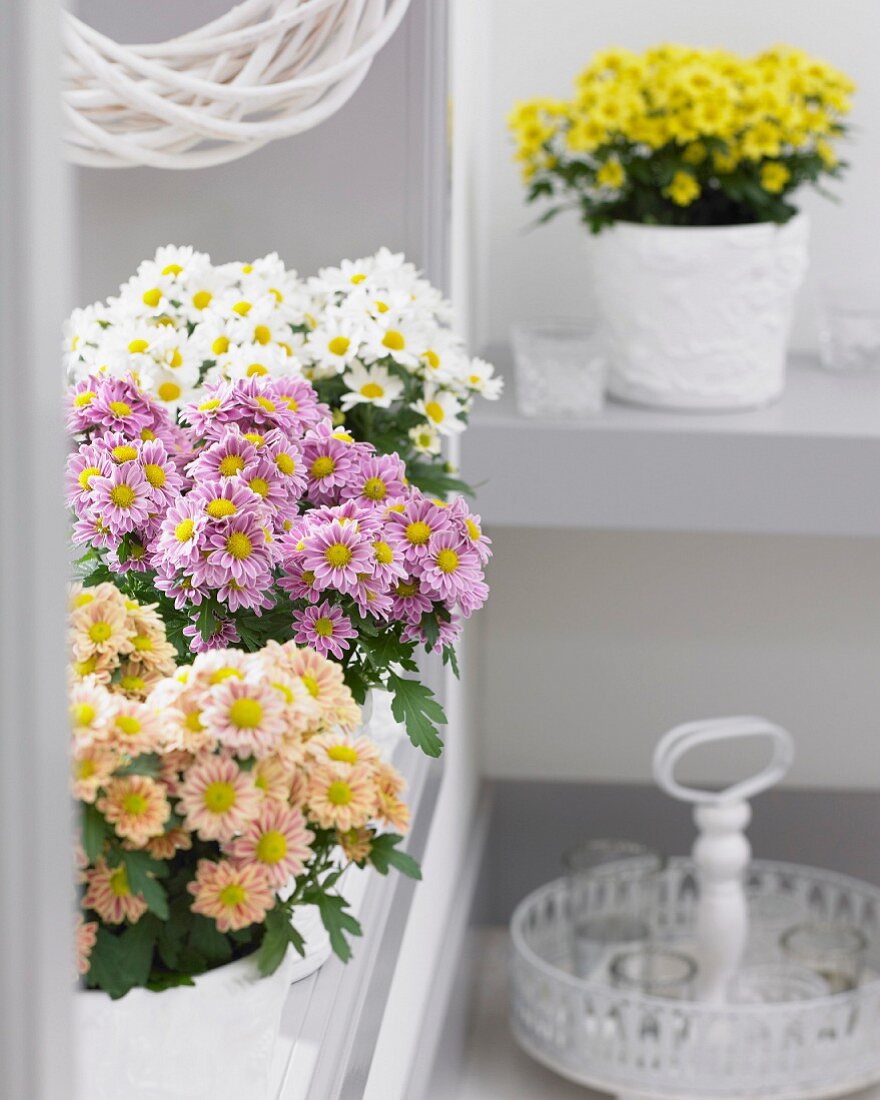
586 215 809 410
75 905 329 1100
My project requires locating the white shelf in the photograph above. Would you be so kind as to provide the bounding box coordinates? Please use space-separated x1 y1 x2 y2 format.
462 356 880 537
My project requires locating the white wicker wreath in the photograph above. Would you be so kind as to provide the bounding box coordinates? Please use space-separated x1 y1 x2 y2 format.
62 0 412 169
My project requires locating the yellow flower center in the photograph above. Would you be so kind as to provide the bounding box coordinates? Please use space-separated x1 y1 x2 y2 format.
373 540 393 564
169 349 183 369
217 455 245 478
123 792 149 816
362 477 387 501
219 883 246 907
120 675 146 693
192 290 213 310
74 390 96 408
301 673 320 698
396 579 419 597
162 263 183 276
131 634 153 652
311 456 335 479
276 453 295 476
212 336 230 356
111 445 138 463
78 466 102 490
158 381 181 403
77 758 96 780
128 339 149 354
360 382 384 400
405 521 431 545
74 657 98 677
328 744 359 765
116 714 142 736
229 698 263 729
325 543 352 568
328 336 350 356
71 702 96 727
255 396 276 412
436 548 459 574
313 616 335 637
269 287 283 303
203 781 237 814
89 621 112 643
175 518 195 542
301 569 316 586
256 830 288 864
184 710 204 732
382 330 405 352
425 400 445 423
253 325 271 345
206 498 237 519
327 780 353 806
143 463 166 488
142 288 162 308
465 518 480 540
110 486 135 510
247 363 268 377
424 349 440 369
244 433 264 447
110 866 130 897
109 401 133 418
140 428 156 442
199 398 221 412
209 667 242 685
232 300 252 316
249 477 269 499
350 273 366 285
226 531 253 559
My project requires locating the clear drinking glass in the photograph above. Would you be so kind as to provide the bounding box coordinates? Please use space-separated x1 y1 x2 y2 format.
562 839 661 980
609 946 697 1000
818 284 880 371
780 922 868 993
511 320 607 418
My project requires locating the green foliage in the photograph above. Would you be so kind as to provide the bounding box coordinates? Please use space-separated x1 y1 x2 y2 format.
387 672 446 757
88 916 161 1000
312 893 363 963
368 833 422 879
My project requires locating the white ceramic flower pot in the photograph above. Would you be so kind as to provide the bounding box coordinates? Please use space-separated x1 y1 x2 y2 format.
75 905 329 1100
586 214 810 411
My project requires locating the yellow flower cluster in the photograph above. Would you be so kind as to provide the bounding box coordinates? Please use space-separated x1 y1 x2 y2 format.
508 43 854 217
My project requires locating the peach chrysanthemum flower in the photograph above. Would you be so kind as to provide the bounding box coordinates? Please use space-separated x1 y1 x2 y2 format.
376 790 410 833
159 748 196 797
75 914 98 976
97 775 171 846
226 802 314 887
281 645 361 732
69 676 114 749
106 698 163 757
70 587 131 663
306 732 381 771
201 677 288 759
253 755 294 804
188 858 275 933
186 649 249 691
113 659 165 699
144 826 193 861
71 743 118 803
306 762 377 832
150 678 215 754
338 826 373 863
83 859 148 924
177 755 262 842
375 760 406 798
68 649 115 687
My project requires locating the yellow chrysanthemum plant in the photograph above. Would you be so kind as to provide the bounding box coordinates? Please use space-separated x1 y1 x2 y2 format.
508 44 854 232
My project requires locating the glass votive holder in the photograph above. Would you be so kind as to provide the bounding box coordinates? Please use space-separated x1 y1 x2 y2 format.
562 839 662 980
818 285 880 371
779 922 868 994
511 320 607 419
609 946 697 1000
727 962 829 1005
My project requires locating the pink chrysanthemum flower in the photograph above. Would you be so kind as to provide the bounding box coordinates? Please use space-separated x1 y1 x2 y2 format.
456 577 489 618
387 494 453 564
302 425 357 505
226 802 315 887
66 442 113 512
306 762 377 832
368 532 408 588
182 615 241 653
417 530 482 603
188 858 275 933
83 859 148 925
192 476 266 528
450 498 493 564
136 437 184 509
292 599 357 660
301 518 374 595
187 428 260 484
262 430 307 501
97 775 171 846
389 576 433 624
88 376 155 436
203 513 272 587
90 462 153 535
268 378 327 433
177 755 262 842
75 915 99 976
340 452 407 507
201 677 288 758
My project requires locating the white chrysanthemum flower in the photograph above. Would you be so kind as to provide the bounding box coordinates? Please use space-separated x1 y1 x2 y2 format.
309 256 379 296
220 341 294 382
408 422 442 455
339 362 405 411
412 387 465 435
464 356 504 399
416 333 470 388
304 309 367 376
62 304 107 372
362 314 424 369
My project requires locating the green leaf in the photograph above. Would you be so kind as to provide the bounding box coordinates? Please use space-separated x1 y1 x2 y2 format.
188 914 233 967
257 907 292 976
196 599 218 643
121 849 169 920
87 916 160 999
146 971 196 993
81 804 107 864
405 461 474 500
115 752 161 778
315 893 362 963
368 834 422 880
441 644 460 679
387 672 446 757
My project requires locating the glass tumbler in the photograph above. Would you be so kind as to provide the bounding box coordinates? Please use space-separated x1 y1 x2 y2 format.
818 284 880 371
511 320 607 418
562 839 662 980
780 922 868 993
609 946 697 1000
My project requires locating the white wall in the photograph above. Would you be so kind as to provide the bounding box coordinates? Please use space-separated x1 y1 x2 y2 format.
469 0 880 356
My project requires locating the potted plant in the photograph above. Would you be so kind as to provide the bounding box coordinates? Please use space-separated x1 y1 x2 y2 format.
71 583 417 1098
508 44 854 410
